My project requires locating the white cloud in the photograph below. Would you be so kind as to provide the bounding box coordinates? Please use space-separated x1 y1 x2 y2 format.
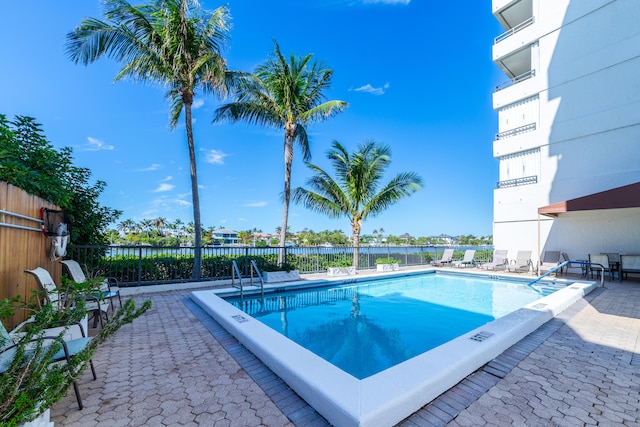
160 176 173 182
137 164 163 172
205 149 229 165
353 83 390 96
81 136 114 151
192 99 204 109
152 183 175 192
244 201 267 207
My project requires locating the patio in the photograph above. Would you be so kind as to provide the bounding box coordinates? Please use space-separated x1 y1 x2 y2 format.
50 270 640 426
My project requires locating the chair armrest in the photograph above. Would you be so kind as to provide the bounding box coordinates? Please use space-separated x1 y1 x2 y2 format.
104 277 120 291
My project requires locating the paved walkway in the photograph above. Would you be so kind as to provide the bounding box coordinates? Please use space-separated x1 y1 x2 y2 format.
51 276 640 426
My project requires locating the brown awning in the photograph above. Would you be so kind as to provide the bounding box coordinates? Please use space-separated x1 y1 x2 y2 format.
538 182 640 217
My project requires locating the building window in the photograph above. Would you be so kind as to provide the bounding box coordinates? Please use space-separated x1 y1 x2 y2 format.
497 148 540 188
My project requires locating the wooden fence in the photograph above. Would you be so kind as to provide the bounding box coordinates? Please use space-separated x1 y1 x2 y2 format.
0 181 61 329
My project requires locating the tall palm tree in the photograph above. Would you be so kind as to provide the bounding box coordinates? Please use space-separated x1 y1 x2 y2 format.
292 141 422 267
214 40 348 265
66 0 244 278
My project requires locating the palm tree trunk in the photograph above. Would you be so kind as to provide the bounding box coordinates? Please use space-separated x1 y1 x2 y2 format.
279 133 294 266
352 219 361 268
184 99 202 279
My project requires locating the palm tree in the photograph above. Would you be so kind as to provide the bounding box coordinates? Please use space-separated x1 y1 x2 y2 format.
66 0 245 279
153 217 167 236
140 219 153 238
292 141 422 267
214 40 348 265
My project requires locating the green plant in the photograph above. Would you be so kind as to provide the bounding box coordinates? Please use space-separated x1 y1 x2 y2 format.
375 257 399 265
0 281 151 426
328 258 353 268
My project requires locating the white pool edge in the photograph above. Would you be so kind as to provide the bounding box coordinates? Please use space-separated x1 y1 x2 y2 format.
191 275 598 427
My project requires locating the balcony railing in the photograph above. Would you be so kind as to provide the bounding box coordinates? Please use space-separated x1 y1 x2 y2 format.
496 122 537 140
494 16 535 44
495 69 536 92
497 175 538 188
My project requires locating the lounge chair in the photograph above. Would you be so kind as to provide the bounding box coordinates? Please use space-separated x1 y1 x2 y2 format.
61 260 122 311
451 250 476 268
431 248 454 266
539 251 562 275
508 250 532 273
1 317 97 410
480 250 508 271
25 267 108 328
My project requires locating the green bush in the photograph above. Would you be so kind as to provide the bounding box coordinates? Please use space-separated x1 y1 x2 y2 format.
375 257 399 265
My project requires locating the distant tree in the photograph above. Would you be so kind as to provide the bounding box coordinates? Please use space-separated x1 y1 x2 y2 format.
292 141 422 267
214 40 348 265
0 115 120 245
67 0 246 278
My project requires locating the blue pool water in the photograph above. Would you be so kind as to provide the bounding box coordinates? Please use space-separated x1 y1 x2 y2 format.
226 272 561 379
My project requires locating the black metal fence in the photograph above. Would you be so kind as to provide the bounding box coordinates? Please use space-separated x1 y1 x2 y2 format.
66 245 494 287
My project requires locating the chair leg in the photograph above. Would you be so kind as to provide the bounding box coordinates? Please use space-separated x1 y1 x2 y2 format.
72 380 83 410
89 358 97 380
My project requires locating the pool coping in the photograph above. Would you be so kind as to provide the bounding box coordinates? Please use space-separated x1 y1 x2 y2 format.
190 269 599 427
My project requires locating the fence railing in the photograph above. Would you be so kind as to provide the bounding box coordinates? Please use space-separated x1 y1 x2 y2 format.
66 245 494 287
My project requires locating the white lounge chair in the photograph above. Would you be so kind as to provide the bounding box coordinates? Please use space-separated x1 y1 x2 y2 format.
480 250 508 271
431 248 454 266
508 250 532 273
539 251 562 275
25 267 108 328
61 260 122 311
452 250 476 268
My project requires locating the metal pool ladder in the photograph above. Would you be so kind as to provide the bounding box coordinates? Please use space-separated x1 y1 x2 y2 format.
250 259 265 298
231 260 265 298
231 260 244 297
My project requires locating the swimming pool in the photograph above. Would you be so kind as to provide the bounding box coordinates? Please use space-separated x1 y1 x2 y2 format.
191 269 597 427
225 273 560 379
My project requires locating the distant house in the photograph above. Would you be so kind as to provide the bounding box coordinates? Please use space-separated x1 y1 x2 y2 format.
431 234 457 245
398 233 413 243
212 228 239 245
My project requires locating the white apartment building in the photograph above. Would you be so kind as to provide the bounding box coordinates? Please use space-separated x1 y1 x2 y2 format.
491 0 640 265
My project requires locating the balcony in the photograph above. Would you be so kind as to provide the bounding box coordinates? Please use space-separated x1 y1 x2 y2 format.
494 16 534 44
496 122 536 140
497 175 538 189
495 70 535 92
493 0 533 30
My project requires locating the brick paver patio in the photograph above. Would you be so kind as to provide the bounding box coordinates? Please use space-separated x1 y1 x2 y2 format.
51 275 640 426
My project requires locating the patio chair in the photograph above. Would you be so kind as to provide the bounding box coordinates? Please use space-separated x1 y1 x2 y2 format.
1 318 97 410
480 249 508 271
588 254 614 281
25 267 108 328
601 253 620 280
431 248 454 266
451 250 476 268
508 250 532 273
539 251 562 275
61 260 122 311
560 252 587 277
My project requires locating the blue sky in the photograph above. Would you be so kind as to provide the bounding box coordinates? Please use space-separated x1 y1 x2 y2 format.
0 0 504 237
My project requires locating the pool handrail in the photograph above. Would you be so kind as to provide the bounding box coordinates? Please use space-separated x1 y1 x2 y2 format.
528 260 603 287
231 260 243 297
250 259 265 298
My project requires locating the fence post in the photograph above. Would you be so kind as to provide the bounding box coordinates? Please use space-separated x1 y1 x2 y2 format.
137 246 143 285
